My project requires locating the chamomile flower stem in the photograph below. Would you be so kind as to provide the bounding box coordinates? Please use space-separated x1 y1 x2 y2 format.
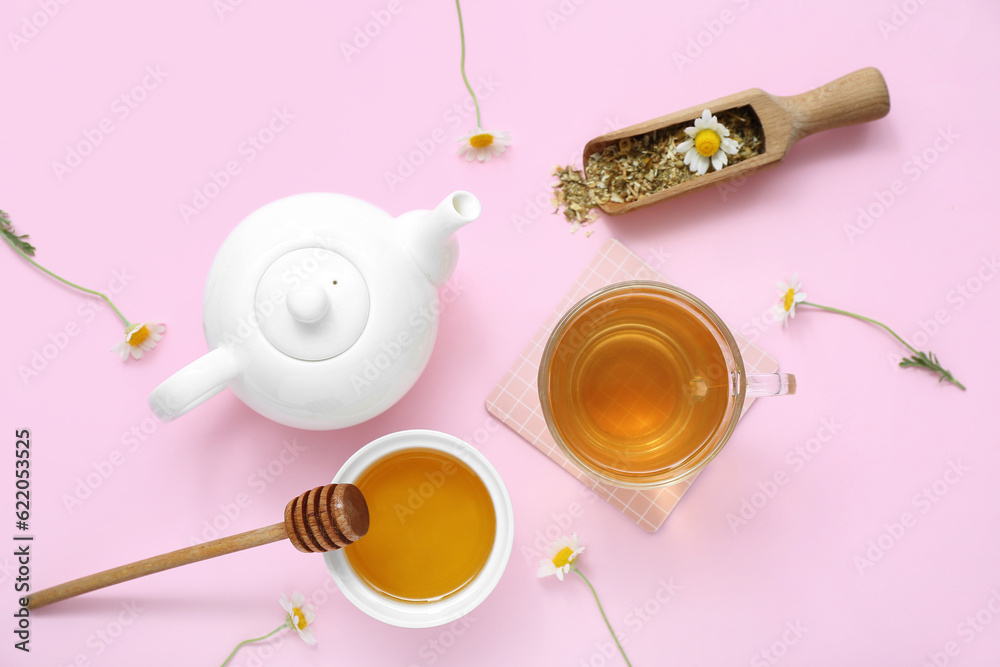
801 301 916 355
801 301 965 390
2 233 131 328
573 568 632 667
220 622 287 667
455 0 482 129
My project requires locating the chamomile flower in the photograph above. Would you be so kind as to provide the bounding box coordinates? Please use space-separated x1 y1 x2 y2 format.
453 0 509 164
279 592 317 646
536 534 632 665
770 275 965 389
112 322 165 361
772 274 807 326
456 127 512 162
537 533 584 581
677 109 740 176
2 211 167 365
220 592 318 667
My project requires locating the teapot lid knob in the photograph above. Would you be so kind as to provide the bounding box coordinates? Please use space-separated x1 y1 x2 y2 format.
255 248 370 361
287 280 330 324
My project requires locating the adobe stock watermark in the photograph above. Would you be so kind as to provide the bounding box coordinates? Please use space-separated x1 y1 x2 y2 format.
519 486 599 567
544 0 591 30
179 106 294 223
646 245 671 274
51 65 168 182
392 457 458 524
577 633 627 667
509 116 624 235
920 588 1000 667
201 238 344 353
0 556 16 586
7 0 72 53
38 600 144 661
60 412 162 513
876 0 932 40
188 438 307 545
672 0 754 72
340 0 407 63
716 162 764 202
750 620 808 666
349 275 467 393
737 297 785 345
573 573 678 666
885 254 998 370
406 615 478 666
213 0 251 21
622 577 681 636
726 417 843 533
843 127 958 244
383 76 500 192
459 414 502 451
16 268 134 385
853 459 969 575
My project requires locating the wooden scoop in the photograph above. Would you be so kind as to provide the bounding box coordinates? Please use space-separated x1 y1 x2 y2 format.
583 67 890 215
26 483 368 610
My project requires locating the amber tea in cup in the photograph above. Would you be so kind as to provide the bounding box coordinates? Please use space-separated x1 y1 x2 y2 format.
539 281 794 488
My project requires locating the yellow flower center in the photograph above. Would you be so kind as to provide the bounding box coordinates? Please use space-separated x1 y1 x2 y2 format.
126 325 150 347
552 546 574 569
783 288 795 312
292 608 307 631
694 129 721 157
469 133 494 149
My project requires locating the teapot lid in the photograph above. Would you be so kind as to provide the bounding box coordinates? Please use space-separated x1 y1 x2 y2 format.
255 248 369 361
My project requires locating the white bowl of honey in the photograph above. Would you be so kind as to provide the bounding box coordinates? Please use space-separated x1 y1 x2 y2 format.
324 429 514 628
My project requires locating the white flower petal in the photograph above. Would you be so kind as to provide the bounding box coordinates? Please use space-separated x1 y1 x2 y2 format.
693 154 709 175
677 139 694 152
297 626 317 646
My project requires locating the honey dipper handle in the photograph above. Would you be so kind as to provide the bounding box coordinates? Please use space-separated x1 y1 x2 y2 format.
26 522 288 610
776 67 890 145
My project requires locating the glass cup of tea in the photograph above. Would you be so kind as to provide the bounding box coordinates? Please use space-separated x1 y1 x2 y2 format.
538 281 795 488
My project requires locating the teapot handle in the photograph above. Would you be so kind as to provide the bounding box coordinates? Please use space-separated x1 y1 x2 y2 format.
149 347 240 422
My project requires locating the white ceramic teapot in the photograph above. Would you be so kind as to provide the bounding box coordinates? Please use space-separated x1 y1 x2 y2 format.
149 191 481 430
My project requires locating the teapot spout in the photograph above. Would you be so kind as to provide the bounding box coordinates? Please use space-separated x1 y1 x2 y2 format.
399 191 481 286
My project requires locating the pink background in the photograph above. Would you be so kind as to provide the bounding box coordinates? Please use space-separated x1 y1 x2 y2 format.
3 0 999 665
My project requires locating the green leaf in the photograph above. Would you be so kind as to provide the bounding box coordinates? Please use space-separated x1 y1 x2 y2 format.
0 210 36 256
898 351 965 390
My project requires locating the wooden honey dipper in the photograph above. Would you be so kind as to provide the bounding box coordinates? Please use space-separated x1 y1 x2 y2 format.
26 483 369 610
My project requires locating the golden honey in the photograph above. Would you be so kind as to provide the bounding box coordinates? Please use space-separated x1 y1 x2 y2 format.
345 448 496 602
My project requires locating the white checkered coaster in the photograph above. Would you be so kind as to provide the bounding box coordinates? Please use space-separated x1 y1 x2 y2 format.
485 239 779 533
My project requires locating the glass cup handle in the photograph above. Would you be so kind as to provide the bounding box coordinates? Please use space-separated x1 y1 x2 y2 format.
745 373 796 397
